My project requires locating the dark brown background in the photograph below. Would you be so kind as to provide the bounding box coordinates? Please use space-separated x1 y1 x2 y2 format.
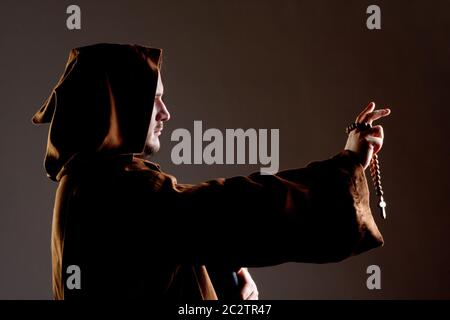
0 0 449 299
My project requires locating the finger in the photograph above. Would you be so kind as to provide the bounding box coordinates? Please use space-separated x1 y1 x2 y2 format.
361 108 391 124
240 283 253 300
356 102 375 122
247 289 259 300
237 268 253 285
364 125 384 139
365 136 383 154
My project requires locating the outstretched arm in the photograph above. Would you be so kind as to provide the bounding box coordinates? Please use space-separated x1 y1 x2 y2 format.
153 102 390 267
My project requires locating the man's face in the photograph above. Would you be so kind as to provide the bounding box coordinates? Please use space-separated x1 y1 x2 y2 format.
142 71 170 156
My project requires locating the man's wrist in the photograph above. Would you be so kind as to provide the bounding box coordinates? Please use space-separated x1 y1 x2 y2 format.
343 149 366 169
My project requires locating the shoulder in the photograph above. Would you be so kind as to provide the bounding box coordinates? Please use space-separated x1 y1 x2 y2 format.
122 157 178 188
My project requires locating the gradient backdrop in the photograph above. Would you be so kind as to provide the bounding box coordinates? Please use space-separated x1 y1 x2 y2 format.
0 0 449 299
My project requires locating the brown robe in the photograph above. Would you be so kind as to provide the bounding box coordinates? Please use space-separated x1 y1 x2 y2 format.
50 150 382 299
33 43 383 300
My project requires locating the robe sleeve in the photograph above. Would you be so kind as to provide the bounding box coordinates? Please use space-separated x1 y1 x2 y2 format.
156 150 384 267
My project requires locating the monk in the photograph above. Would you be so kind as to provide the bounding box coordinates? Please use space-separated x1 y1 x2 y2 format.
32 43 389 300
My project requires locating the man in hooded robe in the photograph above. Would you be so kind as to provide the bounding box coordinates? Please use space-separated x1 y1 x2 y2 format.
32 43 389 300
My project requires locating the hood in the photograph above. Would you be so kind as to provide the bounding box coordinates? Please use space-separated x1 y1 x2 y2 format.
32 43 162 181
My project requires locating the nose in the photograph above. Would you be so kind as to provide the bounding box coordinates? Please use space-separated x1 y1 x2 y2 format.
155 99 170 122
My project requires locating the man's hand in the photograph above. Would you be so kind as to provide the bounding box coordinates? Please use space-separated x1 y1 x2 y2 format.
345 102 391 169
237 268 259 300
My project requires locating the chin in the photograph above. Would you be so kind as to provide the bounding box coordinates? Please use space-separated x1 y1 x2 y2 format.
142 140 160 157
151 138 160 151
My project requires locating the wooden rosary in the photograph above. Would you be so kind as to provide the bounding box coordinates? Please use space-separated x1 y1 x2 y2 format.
346 122 387 219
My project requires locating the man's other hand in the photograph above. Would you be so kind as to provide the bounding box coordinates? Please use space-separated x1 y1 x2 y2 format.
237 268 259 300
